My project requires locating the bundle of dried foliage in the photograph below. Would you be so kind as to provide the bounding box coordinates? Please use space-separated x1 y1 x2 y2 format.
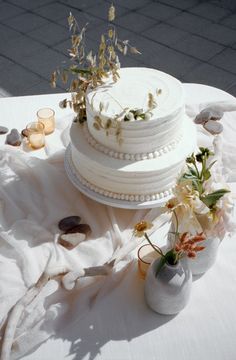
51 4 141 125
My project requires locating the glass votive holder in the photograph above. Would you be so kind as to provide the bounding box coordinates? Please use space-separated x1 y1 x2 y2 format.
26 121 45 149
37 108 55 135
137 244 161 280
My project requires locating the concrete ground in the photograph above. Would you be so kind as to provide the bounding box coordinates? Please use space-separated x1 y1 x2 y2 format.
0 0 236 98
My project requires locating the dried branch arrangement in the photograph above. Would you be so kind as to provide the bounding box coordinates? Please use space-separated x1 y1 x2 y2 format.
92 89 161 144
51 4 141 124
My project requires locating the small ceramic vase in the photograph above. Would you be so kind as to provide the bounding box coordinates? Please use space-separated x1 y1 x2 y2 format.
144 257 192 315
167 223 220 276
187 237 220 276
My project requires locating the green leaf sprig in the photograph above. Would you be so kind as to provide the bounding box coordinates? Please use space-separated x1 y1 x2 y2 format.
182 147 230 210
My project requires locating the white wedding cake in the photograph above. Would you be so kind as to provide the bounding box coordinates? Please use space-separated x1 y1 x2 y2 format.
68 67 196 206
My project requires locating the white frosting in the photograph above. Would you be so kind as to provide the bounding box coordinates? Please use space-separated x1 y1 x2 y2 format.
86 67 184 154
68 68 196 203
67 154 174 202
70 115 196 197
83 122 183 160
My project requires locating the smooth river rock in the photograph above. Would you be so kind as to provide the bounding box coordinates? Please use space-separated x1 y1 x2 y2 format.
6 129 21 146
0 126 8 135
21 128 29 137
58 216 81 232
65 223 91 235
59 233 86 250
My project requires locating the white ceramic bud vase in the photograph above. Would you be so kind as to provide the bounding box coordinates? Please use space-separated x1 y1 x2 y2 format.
187 237 220 276
144 257 192 315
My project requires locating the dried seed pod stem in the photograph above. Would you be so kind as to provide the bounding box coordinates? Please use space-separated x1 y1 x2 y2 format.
52 4 140 128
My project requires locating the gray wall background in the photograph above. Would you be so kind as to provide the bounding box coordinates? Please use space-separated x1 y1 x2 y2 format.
0 0 236 97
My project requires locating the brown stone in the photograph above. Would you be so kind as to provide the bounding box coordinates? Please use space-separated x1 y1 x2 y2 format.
65 223 91 236
21 128 29 137
0 126 8 135
59 232 86 250
58 216 81 232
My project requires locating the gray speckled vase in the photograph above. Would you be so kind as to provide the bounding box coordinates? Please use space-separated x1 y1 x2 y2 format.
144 257 192 315
187 237 220 275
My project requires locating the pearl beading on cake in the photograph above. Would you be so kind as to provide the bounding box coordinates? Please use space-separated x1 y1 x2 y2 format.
68 150 173 202
82 123 182 161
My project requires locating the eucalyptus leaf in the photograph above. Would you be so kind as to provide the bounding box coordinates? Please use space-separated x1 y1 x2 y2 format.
200 189 230 209
182 172 198 180
207 160 217 171
187 165 198 177
203 168 211 181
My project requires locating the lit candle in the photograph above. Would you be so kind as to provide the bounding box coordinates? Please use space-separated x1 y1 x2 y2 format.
26 122 45 149
37 108 55 135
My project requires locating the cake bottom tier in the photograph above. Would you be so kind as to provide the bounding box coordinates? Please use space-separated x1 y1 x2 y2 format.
69 116 196 203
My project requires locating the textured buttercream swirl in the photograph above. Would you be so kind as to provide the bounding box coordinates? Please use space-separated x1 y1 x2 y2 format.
86 67 185 154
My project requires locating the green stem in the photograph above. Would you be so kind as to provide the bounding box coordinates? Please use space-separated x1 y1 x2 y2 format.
69 67 92 75
172 209 179 242
200 154 207 182
193 160 200 179
144 233 165 258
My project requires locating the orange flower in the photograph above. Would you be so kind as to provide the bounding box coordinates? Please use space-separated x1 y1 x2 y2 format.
175 232 206 259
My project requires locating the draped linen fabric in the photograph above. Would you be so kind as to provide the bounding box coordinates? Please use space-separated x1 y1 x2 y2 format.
0 84 236 360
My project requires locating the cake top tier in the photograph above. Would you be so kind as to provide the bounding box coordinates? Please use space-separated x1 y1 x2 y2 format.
86 67 184 122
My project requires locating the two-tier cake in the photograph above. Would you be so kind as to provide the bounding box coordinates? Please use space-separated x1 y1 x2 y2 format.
66 67 196 208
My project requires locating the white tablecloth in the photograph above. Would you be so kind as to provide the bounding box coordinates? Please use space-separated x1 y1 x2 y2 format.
0 84 236 360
